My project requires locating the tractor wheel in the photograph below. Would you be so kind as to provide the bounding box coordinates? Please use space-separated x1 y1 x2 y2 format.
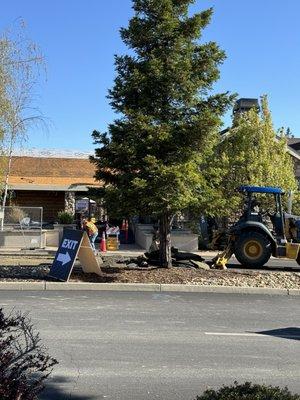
234 231 271 268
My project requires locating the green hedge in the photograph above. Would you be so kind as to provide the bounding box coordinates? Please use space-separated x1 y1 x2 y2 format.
195 382 300 400
57 211 74 224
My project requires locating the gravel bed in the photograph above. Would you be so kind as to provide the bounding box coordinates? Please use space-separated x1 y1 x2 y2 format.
0 257 299 289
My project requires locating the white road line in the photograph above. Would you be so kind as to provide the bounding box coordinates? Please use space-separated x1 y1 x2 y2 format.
205 332 261 337
205 332 300 338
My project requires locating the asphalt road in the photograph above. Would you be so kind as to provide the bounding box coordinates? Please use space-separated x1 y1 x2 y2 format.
1 291 300 400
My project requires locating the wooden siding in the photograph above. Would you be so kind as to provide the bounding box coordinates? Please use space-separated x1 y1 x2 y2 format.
9 191 65 222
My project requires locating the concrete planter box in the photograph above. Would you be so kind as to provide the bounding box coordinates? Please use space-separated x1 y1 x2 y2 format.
134 223 198 252
134 224 153 250
171 230 199 252
48 224 77 247
0 230 46 248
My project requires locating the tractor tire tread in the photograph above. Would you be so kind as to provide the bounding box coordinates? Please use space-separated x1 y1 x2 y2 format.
234 231 271 268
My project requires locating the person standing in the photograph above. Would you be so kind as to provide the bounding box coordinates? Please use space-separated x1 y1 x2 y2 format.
84 217 98 252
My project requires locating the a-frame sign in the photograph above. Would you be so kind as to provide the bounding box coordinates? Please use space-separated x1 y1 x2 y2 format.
48 229 102 281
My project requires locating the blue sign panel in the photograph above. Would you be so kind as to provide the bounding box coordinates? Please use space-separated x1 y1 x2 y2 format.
49 229 84 281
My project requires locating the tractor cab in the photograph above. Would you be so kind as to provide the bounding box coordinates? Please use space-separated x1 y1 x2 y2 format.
214 185 300 269
237 185 285 240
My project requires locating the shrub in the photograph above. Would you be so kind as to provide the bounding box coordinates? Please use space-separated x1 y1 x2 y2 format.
57 210 74 224
0 308 58 400
195 382 300 400
7 207 26 223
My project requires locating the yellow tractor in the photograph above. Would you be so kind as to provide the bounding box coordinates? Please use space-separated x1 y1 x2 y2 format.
213 186 300 269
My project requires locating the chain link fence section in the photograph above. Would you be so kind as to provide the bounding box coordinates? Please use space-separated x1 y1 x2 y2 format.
0 206 43 249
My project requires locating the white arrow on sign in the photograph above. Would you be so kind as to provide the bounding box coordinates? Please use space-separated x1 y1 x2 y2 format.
57 252 71 266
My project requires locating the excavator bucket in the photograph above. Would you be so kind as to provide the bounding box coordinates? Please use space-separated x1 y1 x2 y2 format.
212 244 233 270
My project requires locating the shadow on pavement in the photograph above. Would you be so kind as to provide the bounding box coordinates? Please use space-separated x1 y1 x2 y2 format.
40 376 99 400
252 327 300 341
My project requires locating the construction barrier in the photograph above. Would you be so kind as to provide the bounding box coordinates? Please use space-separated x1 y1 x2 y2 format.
107 236 119 251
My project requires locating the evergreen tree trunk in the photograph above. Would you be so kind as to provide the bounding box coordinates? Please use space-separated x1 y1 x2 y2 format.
159 213 173 268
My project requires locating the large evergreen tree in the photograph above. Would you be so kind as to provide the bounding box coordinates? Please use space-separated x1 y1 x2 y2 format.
91 0 234 267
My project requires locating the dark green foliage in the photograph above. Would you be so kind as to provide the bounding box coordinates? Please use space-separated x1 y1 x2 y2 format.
57 210 74 224
91 0 234 266
0 308 58 400
195 382 300 400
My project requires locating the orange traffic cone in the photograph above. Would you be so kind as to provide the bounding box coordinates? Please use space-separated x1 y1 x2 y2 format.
100 231 107 252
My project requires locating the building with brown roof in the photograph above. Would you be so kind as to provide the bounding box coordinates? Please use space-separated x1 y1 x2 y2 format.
5 152 100 222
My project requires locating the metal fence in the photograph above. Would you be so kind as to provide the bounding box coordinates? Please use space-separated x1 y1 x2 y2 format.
0 206 43 249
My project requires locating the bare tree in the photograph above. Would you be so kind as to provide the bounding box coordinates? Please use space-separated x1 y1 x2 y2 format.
0 21 46 227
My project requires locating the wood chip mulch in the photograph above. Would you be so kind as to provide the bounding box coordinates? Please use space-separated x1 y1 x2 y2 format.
0 256 299 289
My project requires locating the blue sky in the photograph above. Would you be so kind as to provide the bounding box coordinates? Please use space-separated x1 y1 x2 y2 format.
1 0 300 152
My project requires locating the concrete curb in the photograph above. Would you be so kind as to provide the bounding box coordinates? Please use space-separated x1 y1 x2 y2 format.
45 282 161 291
0 281 298 295
288 289 300 296
0 281 45 290
159 284 289 295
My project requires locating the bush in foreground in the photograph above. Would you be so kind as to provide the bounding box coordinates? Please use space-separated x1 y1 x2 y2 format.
195 382 300 400
0 308 58 400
